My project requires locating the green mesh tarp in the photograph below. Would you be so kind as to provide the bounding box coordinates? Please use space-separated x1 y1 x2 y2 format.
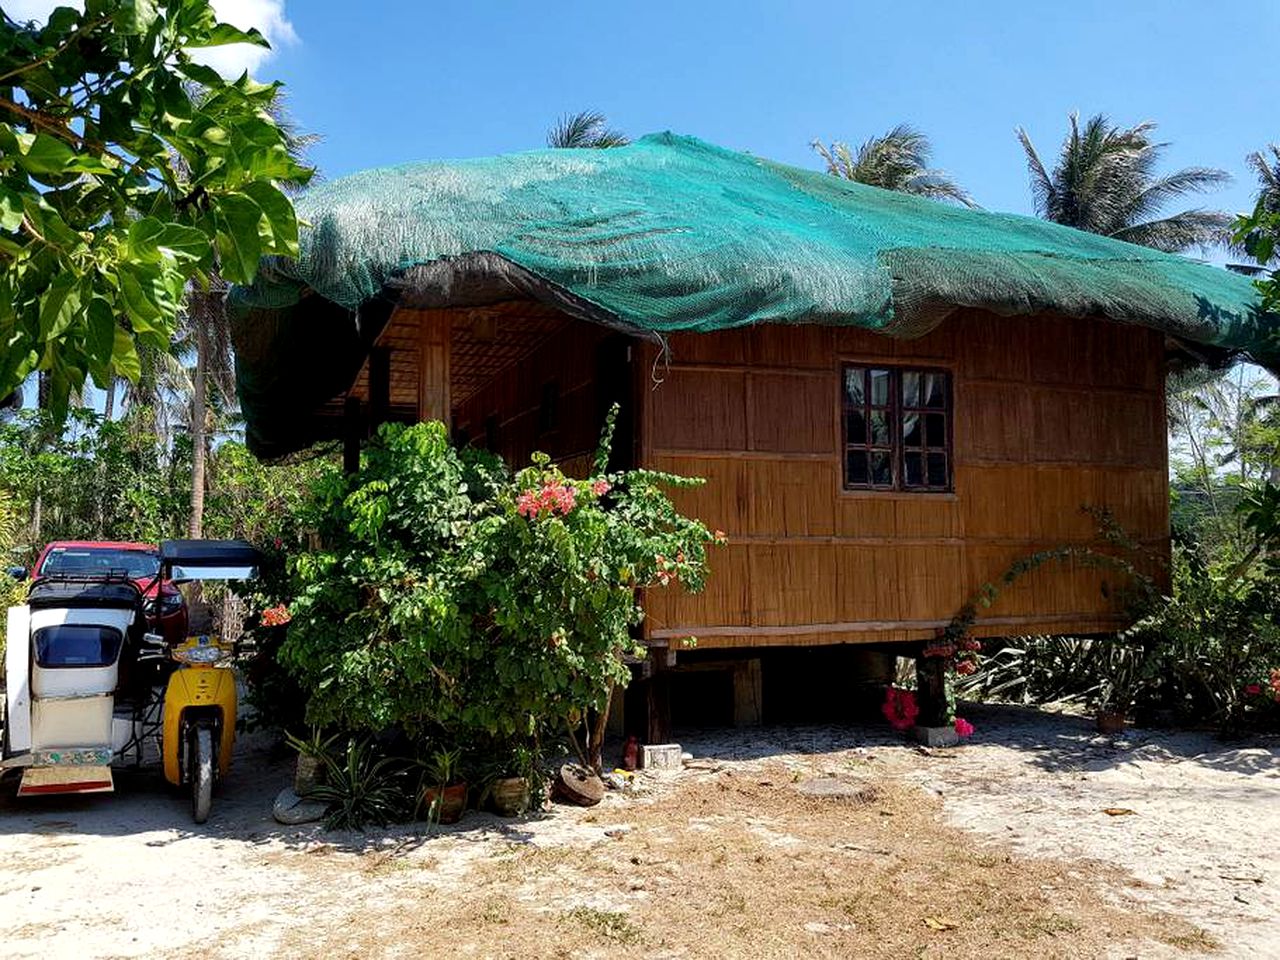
231 132 1276 457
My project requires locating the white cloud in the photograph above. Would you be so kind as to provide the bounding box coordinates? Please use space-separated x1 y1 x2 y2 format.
4 0 298 78
4 0 82 20
196 0 299 78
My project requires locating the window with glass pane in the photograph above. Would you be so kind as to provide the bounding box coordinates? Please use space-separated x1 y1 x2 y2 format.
842 364 952 492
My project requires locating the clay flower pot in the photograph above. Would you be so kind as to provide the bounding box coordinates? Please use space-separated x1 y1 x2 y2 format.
1095 709 1127 735
489 776 531 817
422 782 468 824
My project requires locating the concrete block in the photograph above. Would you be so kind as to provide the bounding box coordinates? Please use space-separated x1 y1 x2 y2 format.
914 725 960 748
640 743 683 770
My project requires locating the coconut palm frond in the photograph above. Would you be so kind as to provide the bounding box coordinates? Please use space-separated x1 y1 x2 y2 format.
547 111 630 149
1016 126 1058 222
1112 209 1236 254
1019 112 1231 253
812 125 974 206
1246 144 1280 205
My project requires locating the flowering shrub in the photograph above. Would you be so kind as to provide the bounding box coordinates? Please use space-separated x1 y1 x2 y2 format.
953 716 974 739
1244 669 1280 704
261 604 292 628
881 686 919 731
922 637 983 676
279 408 719 764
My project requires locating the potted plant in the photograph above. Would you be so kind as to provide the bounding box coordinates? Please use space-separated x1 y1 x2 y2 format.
477 747 536 817
285 728 335 794
419 747 467 824
1092 640 1148 734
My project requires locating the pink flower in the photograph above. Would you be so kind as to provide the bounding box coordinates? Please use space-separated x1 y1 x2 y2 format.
591 479 611 496
261 604 291 627
1245 683 1263 697
954 717 974 739
516 491 540 517
882 687 919 731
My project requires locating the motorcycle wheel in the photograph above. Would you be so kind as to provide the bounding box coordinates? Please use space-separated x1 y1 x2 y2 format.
189 724 214 824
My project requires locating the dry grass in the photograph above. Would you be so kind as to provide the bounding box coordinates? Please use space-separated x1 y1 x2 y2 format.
257 764 1215 960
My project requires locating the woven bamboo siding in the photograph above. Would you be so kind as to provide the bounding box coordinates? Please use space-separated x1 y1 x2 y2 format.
642 309 1169 649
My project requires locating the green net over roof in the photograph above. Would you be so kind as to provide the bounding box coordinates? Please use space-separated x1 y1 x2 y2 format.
232 132 1276 457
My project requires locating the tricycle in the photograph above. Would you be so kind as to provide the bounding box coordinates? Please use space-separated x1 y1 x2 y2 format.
2 539 261 823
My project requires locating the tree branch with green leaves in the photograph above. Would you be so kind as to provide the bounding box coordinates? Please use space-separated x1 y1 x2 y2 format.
0 0 312 416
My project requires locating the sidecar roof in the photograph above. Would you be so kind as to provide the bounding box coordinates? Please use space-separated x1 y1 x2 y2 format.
28 577 142 611
159 539 262 567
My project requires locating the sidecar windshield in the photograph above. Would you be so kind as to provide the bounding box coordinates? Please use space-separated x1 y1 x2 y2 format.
34 625 124 668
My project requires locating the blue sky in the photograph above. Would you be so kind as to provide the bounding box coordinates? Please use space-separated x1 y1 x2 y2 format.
265 0 1278 220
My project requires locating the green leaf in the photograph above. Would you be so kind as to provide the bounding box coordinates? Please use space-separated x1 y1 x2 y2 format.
128 218 209 265
177 60 226 87
17 134 77 175
213 193 264 284
112 0 159 35
110 325 142 381
86 297 116 375
0 186 25 232
38 272 79 340
241 180 298 255
186 23 269 48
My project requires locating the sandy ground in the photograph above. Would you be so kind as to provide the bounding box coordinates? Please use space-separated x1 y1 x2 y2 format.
683 704 1280 956
0 704 1275 958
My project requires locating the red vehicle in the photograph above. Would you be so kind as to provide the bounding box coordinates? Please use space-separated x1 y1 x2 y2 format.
30 541 189 645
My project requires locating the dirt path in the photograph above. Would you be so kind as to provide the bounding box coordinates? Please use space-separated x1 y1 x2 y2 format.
0 707 1274 958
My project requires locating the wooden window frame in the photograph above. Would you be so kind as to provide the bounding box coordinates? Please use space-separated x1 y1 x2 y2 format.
841 363 953 493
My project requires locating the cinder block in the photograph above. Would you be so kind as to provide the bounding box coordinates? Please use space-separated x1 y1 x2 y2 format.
640 743 683 770
914 725 960 748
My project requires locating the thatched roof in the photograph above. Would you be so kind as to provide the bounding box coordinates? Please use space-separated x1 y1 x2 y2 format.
231 132 1277 457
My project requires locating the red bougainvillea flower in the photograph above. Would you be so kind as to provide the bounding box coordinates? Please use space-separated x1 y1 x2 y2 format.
261 604 291 627
955 660 977 676
1245 683 1263 697
954 717 975 739
591 479 611 496
882 686 919 731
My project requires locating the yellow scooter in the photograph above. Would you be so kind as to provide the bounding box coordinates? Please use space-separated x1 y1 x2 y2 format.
148 540 259 823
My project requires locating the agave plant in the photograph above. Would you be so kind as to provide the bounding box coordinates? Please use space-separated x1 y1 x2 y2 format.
297 736 411 831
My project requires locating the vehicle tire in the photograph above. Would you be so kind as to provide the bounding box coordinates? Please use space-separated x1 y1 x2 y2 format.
189 724 214 824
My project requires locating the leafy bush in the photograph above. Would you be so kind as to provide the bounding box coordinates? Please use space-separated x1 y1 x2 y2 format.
1124 541 1280 729
963 485 1280 732
279 409 718 764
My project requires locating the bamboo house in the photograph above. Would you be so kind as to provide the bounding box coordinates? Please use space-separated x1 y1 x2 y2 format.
231 133 1279 737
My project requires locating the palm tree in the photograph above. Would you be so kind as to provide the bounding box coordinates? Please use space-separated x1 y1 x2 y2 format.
1232 144 1280 272
1016 113 1232 253
811 125 975 207
547 111 629 149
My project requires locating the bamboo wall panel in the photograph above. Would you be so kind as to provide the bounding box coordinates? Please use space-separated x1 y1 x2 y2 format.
649 370 747 450
749 373 835 453
645 309 1169 648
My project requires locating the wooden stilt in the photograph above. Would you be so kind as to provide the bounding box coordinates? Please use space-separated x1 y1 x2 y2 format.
914 652 950 728
342 395 361 475
645 653 672 745
369 344 391 433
